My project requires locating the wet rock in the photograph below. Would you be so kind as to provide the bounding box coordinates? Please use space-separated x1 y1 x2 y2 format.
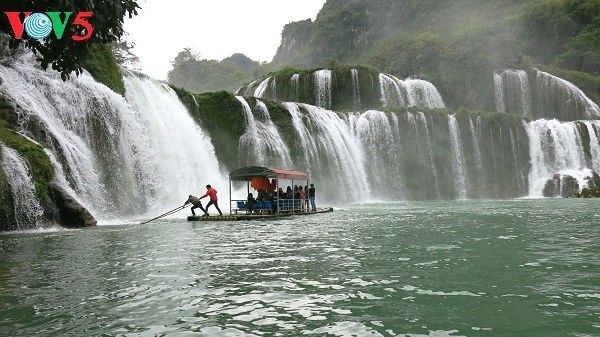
49 183 96 228
543 174 579 197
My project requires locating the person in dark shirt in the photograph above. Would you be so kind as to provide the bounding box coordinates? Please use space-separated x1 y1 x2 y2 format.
184 195 206 216
308 183 316 212
247 193 257 213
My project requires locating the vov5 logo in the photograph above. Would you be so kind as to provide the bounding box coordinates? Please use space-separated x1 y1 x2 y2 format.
4 11 94 41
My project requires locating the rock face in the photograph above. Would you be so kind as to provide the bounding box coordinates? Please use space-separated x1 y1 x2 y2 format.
49 184 96 228
543 174 580 197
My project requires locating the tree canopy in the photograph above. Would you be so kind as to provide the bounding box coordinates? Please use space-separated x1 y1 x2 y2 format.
168 49 269 93
0 0 139 79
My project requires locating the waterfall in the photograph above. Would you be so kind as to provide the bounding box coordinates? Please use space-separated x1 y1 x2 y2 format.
236 96 292 167
351 110 402 198
494 70 531 116
417 112 441 197
379 73 405 106
583 121 600 172
379 73 445 108
0 56 225 222
494 72 506 113
283 102 370 202
448 115 467 199
1 144 44 229
526 119 597 196
469 117 484 197
509 128 525 194
350 69 361 109
535 69 600 120
242 79 259 96
314 69 332 109
291 73 300 102
253 77 271 98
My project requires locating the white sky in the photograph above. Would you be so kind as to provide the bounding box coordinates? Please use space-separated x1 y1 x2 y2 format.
125 0 326 80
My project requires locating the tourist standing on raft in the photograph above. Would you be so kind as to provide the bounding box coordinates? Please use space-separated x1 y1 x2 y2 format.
184 195 206 217
200 184 223 216
308 183 316 212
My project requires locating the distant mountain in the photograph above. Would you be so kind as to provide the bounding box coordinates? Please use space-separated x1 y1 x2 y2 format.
167 50 267 93
271 0 600 110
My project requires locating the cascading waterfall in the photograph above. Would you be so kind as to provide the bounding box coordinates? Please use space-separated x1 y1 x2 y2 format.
509 128 525 193
283 102 370 202
526 119 599 196
236 96 292 167
379 73 445 109
583 121 600 172
416 112 441 198
291 73 300 102
469 117 484 197
494 69 531 116
448 115 468 199
350 68 361 109
535 69 600 120
349 110 402 198
253 77 271 98
314 69 332 109
0 56 225 222
494 72 506 113
379 73 405 106
1 144 44 229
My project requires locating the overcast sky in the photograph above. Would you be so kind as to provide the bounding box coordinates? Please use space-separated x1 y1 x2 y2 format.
125 0 326 80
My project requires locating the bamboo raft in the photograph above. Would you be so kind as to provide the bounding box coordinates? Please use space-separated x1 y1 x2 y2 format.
187 207 333 221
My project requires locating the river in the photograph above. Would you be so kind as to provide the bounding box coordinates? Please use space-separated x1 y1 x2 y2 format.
0 199 598 337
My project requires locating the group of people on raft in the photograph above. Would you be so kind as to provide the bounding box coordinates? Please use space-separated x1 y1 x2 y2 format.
184 183 317 217
247 183 317 213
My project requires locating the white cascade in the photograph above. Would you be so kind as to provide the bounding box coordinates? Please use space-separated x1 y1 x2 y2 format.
253 77 271 98
583 121 600 172
417 112 441 197
469 117 484 195
535 69 600 119
379 73 445 108
1 144 44 228
290 73 300 102
350 68 361 109
236 96 293 167
254 99 293 167
494 72 506 113
448 115 468 199
0 56 225 222
283 102 370 202
313 69 332 109
350 110 401 197
509 128 525 193
526 119 596 196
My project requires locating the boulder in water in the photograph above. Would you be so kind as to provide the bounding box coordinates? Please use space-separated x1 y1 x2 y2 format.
49 184 96 228
542 174 579 198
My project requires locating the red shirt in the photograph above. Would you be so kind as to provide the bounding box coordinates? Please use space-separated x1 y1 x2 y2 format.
201 187 218 201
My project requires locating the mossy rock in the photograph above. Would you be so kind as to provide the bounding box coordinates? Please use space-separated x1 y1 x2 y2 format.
171 87 245 171
81 43 125 95
0 119 54 201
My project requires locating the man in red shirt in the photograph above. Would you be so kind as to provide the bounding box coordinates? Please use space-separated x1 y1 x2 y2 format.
200 184 223 216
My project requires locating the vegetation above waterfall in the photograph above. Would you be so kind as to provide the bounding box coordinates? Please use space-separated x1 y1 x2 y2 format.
271 0 600 111
81 43 125 95
170 86 246 170
168 50 270 93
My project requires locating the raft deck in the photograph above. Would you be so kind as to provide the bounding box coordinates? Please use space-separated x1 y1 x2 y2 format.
187 207 333 221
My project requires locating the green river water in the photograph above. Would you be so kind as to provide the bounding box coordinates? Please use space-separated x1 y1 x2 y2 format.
0 199 598 337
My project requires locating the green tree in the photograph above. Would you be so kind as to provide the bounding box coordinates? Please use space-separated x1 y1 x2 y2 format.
0 0 139 79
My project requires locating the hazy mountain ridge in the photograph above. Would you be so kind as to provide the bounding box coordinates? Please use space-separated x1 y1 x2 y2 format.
271 0 600 110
